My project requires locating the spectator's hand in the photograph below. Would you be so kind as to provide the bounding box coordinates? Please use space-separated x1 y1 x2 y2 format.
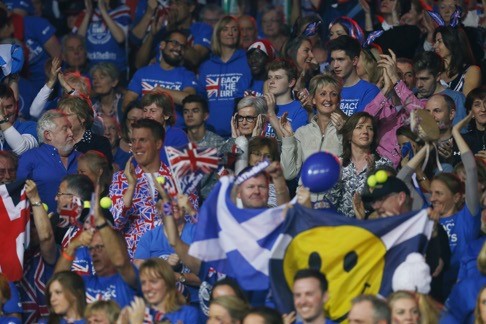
25 180 41 202
70 228 95 250
84 0 93 15
296 186 311 208
166 8 178 30
432 258 444 277
437 139 453 159
126 297 146 324
266 161 284 180
279 112 293 137
147 0 158 12
283 311 296 324
330 111 346 131
58 72 72 93
264 93 277 117
167 253 180 266
358 0 371 14
48 57 61 87
252 114 264 137
476 150 486 161
353 192 366 220
427 207 440 222
297 88 312 112
124 156 137 187
231 114 241 138
151 10 166 36
98 0 108 14
378 50 400 84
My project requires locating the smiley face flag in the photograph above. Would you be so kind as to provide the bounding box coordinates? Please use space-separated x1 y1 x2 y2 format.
269 204 433 323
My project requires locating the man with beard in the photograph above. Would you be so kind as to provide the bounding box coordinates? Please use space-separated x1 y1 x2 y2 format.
425 94 460 169
17 110 79 213
123 30 197 126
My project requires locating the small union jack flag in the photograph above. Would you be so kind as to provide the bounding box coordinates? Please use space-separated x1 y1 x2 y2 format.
58 196 83 229
165 143 219 194
205 77 220 98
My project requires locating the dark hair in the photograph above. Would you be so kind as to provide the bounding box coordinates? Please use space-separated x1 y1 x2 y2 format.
397 57 413 66
328 35 361 60
132 118 166 143
434 26 476 78
351 295 391 323
0 84 15 102
396 126 425 146
328 16 365 44
243 306 283 324
465 86 486 131
340 112 378 167
0 273 10 302
293 268 328 293
413 51 444 76
46 271 86 324
248 137 280 164
282 36 311 67
163 29 188 42
121 100 143 142
62 174 95 201
210 277 248 304
0 150 18 170
182 94 209 114
266 58 298 84
292 14 323 39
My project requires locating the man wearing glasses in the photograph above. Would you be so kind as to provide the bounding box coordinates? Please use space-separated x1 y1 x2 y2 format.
17 110 79 213
123 30 197 127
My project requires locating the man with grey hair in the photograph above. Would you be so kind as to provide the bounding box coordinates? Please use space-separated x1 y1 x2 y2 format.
17 110 79 212
348 295 391 324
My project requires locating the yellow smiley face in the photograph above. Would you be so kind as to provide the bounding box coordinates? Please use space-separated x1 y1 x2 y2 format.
283 226 386 322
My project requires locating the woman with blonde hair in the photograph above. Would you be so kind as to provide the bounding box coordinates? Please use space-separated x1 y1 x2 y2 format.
207 296 250 324
475 285 486 324
387 290 440 324
85 300 120 324
139 258 198 322
77 150 113 195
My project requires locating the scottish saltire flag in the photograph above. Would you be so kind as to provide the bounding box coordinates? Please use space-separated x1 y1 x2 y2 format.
189 176 289 291
0 180 30 281
270 204 434 323
165 142 219 194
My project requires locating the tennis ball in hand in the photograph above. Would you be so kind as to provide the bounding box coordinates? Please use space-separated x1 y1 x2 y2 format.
100 197 112 209
42 203 48 211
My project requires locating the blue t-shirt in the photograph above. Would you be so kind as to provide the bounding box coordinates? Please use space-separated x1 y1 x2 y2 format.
197 50 252 137
246 79 265 97
0 317 21 324
3 282 21 315
127 64 197 128
340 79 380 116
84 6 131 73
263 100 308 138
441 273 486 324
458 235 486 280
439 205 481 288
134 224 198 302
17 144 80 213
23 16 56 91
114 147 131 171
17 77 37 120
83 266 141 308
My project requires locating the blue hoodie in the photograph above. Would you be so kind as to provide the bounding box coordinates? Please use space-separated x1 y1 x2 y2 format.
197 49 252 137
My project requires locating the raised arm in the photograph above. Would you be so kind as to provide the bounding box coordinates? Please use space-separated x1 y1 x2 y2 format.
98 1 127 44
452 111 479 215
25 180 56 264
76 0 93 37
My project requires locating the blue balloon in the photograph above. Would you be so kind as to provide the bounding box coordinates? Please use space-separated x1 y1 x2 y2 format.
301 152 341 193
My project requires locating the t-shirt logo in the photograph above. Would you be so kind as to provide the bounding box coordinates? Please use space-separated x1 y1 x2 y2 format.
206 77 220 98
88 22 111 45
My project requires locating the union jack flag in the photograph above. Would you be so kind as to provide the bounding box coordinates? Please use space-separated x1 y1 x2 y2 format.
165 143 219 194
58 196 83 228
205 77 220 98
144 307 166 324
141 81 157 95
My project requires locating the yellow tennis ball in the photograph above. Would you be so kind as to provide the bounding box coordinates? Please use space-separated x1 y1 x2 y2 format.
42 203 48 211
84 201 91 209
367 175 377 188
375 170 388 183
156 176 165 184
100 197 112 209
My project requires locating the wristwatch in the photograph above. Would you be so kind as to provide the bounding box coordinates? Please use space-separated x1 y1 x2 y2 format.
178 273 186 283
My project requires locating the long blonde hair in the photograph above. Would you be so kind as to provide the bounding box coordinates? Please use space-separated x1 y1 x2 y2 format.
388 290 440 324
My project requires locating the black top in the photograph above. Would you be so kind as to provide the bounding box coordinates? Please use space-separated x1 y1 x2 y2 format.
74 129 114 164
